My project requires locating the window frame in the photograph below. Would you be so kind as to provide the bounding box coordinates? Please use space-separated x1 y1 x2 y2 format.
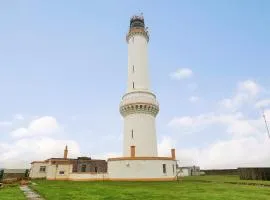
59 171 65 175
39 166 46 173
162 164 167 174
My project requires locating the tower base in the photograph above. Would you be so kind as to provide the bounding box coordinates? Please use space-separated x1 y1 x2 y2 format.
107 157 177 181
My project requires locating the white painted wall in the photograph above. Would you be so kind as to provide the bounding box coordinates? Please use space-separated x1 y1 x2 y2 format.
108 159 177 179
29 163 48 179
121 28 159 157
46 164 72 180
69 173 108 181
179 168 190 177
123 113 157 157
127 34 149 92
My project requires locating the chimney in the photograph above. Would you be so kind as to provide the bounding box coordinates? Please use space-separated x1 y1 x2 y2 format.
130 146 135 157
171 148 176 160
64 145 68 159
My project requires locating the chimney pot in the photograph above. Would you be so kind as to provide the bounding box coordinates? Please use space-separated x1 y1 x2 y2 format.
130 146 136 157
171 148 176 160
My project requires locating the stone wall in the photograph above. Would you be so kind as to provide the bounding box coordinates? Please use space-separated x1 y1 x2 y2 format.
71 159 107 173
239 168 270 181
201 169 239 175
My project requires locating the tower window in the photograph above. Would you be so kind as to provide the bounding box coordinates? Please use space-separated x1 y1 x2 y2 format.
132 65 135 73
162 164 167 174
132 82 134 89
131 129 134 139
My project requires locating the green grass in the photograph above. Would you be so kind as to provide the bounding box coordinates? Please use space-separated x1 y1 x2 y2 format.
183 175 270 185
0 185 26 200
30 176 270 200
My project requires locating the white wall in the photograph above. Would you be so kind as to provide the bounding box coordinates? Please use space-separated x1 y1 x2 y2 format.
123 113 158 157
69 173 108 181
179 168 190 177
46 164 72 180
29 163 48 179
108 159 177 179
127 34 149 92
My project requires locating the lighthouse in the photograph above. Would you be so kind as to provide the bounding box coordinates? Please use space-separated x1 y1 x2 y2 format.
120 15 159 157
108 15 177 181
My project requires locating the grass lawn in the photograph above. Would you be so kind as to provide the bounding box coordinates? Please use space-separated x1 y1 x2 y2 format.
0 185 26 200
30 176 270 200
183 175 270 185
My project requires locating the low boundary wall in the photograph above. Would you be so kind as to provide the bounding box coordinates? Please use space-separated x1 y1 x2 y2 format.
201 169 239 175
239 168 270 181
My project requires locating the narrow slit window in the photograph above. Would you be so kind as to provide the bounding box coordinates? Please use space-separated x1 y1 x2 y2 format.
131 129 134 139
132 65 135 73
132 82 134 89
162 164 167 174
172 164 175 174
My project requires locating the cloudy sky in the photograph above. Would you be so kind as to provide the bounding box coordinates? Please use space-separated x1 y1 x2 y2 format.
1 0 270 169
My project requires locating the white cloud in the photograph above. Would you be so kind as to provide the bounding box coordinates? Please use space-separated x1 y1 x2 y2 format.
219 80 261 111
0 116 81 168
91 152 121 160
255 99 270 109
10 116 61 138
169 79 270 168
176 136 270 169
168 111 266 137
170 68 193 80
238 80 261 96
158 136 176 157
189 96 199 103
0 137 81 168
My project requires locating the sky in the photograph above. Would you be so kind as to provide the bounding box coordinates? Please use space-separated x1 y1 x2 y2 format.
0 0 270 169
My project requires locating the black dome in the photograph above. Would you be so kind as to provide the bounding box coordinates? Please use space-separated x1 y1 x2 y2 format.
130 16 145 28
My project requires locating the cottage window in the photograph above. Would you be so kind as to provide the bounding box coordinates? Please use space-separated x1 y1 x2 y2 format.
81 164 86 172
39 166 46 172
94 167 98 173
59 171 65 175
162 164 167 174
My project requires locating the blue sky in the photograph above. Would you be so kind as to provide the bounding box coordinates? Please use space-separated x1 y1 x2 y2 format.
0 0 270 169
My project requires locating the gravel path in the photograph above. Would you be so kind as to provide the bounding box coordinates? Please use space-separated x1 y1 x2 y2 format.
20 185 44 200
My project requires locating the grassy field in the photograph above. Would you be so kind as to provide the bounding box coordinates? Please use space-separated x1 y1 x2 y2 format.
183 175 270 185
30 176 270 200
0 185 25 200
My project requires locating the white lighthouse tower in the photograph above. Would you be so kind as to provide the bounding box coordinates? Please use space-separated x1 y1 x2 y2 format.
121 15 159 157
108 15 177 181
